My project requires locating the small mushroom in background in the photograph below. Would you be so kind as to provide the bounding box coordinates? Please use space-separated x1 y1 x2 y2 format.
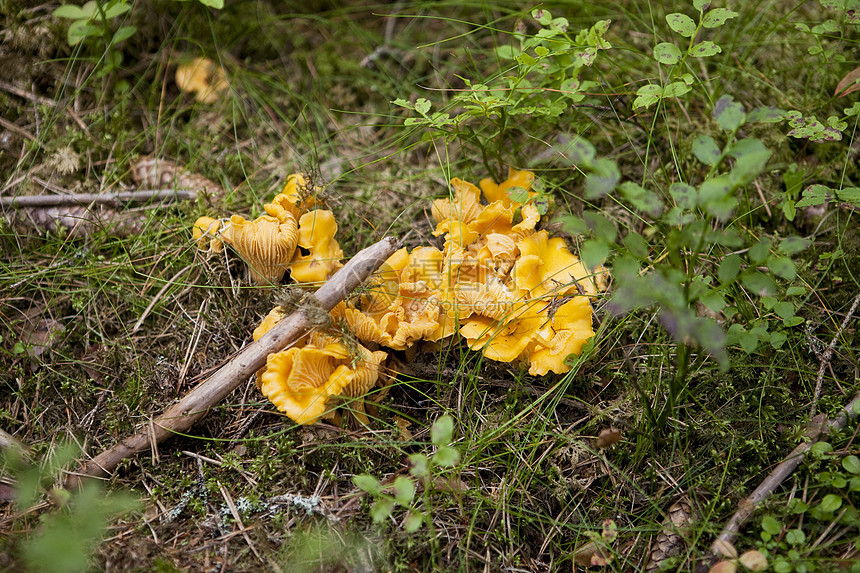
175 57 228 104
594 428 623 449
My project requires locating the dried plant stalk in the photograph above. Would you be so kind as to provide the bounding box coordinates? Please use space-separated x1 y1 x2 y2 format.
0 189 199 207
65 236 398 488
6 204 145 238
2 155 223 237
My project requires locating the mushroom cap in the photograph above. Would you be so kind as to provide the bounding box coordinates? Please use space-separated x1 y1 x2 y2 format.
479 167 536 207
432 219 480 246
343 346 388 398
192 216 224 252
441 241 489 286
336 304 393 347
175 57 228 104
253 306 285 341
431 177 483 224
260 346 353 424
388 280 441 350
346 274 443 351
220 213 299 285
288 210 344 284
432 178 485 246
467 201 515 238
355 247 408 316
459 299 544 362
267 173 321 221
402 246 444 289
257 330 387 425
264 191 303 223
513 203 541 238
528 297 594 375
514 231 597 298
453 276 517 321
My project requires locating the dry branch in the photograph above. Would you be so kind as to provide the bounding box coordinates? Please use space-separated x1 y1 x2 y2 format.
810 292 860 417
708 388 860 560
65 236 398 489
0 189 200 208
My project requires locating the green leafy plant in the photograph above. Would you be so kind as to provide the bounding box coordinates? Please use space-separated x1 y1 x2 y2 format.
755 434 860 573
353 414 461 532
53 0 135 78
554 94 810 429
794 0 859 65
795 182 860 209
634 2 738 109
393 8 611 180
783 102 860 143
52 0 224 80
53 0 134 47
1 443 139 573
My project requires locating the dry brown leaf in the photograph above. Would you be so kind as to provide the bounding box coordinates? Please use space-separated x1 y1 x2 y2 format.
738 550 768 571
572 540 613 567
393 416 413 441
834 66 860 97
0 483 16 502
708 560 737 573
712 539 738 560
430 476 468 493
20 317 64 360
594 428 622 449
7 204 145 238
16 303 64 364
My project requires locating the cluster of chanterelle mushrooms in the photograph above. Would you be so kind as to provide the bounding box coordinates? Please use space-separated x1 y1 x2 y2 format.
193 169 607 425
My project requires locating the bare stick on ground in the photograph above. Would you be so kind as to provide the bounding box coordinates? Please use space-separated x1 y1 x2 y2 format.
708 388 860 561
810 292 860 417
65 236 398 489
0 189 200 208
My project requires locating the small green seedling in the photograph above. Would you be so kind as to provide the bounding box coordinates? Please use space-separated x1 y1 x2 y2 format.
353 414 461 532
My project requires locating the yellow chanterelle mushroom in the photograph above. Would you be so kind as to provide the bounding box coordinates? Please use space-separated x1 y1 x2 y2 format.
288 210 344 284
219 213 299 285
175 57 228 104
255 321 387 425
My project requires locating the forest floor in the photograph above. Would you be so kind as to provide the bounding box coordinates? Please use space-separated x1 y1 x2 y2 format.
1 1 859 572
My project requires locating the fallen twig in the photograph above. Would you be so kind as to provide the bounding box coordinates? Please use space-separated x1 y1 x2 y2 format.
810 292 860 417
707 389 860 561
64 236 398 488
0 189 200 207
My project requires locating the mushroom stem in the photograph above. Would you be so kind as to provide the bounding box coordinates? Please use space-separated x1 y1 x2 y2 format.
65 236 399 488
